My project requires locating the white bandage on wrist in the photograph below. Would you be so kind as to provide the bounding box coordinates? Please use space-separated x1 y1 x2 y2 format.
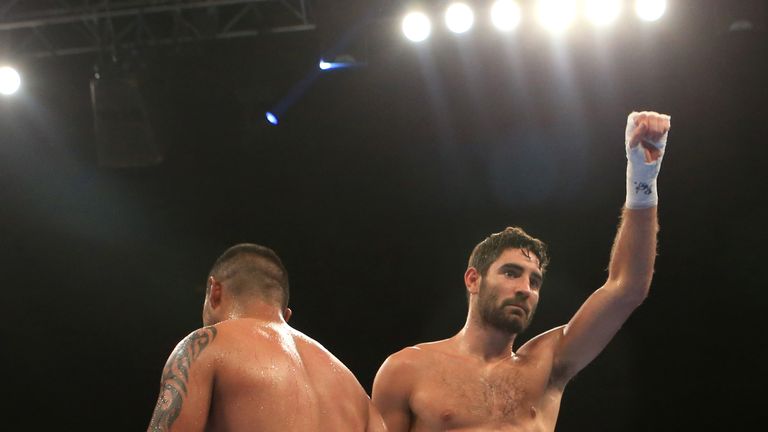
624 112 669 209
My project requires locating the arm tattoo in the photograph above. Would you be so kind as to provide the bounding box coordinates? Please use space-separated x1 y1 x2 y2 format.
149 326 218 432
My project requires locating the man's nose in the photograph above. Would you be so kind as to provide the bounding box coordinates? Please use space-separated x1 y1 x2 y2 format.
514 281 532 298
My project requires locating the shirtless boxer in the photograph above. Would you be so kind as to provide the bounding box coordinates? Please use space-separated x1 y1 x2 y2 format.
372 111 671 431
147 243 386 432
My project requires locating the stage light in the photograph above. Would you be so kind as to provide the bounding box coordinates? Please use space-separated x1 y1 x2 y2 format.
585 0 622 26
318 54 363 71
402 11 432 42
536 0 577 33
635 0 666 22
491 0 522 32
266 112 279 125
0 66 21 95
445 2 475 34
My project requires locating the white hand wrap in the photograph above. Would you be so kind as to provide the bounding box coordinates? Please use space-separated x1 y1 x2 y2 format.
625 112 669 209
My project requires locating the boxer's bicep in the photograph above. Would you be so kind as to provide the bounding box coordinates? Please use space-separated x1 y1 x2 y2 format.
147 326 219 432
367 400 388 432
372 351 417 432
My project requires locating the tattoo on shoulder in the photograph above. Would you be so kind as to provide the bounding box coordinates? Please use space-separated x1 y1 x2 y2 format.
149 326 218 432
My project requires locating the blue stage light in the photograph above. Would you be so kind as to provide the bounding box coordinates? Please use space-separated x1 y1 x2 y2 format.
318 57 362 71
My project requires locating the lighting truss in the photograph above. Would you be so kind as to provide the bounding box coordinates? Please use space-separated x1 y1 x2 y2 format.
0 0 315 58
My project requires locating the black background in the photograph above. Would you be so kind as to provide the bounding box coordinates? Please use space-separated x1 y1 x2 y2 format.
2 1 767 430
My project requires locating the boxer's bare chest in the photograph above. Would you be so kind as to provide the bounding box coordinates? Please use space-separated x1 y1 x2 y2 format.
409 353 554 429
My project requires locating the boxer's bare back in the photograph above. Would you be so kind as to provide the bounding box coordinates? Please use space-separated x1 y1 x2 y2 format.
149 318 384 432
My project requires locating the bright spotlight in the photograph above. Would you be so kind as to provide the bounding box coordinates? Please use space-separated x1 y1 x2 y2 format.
536 0 577 33
0 66 21 96
266 112 279 125
445 2 475 34
635 0 666 22
491 0 522 32
402 11 432 42
319 60 332 70
585 0 622 26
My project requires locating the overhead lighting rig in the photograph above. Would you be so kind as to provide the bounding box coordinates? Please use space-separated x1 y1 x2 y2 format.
0 0 316 59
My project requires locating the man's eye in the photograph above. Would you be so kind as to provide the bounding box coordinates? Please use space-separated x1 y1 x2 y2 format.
505 271 518 278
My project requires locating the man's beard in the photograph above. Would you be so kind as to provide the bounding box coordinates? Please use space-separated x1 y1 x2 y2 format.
477 279 536 334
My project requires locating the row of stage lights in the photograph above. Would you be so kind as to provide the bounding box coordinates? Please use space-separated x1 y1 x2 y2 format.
278 0 669 124
3 1 670 126
401 0 668 42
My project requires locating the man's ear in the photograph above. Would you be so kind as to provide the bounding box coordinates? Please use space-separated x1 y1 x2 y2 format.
465 267 481 296
283 307 292 322
208 276 223 309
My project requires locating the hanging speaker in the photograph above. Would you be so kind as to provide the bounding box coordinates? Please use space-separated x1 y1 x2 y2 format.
90 75 164 167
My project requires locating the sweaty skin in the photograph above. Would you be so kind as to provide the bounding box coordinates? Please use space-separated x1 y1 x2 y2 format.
149 318 385 432
374 322 568 431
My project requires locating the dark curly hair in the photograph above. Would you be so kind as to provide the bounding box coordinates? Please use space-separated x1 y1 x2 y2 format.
468 227 549 277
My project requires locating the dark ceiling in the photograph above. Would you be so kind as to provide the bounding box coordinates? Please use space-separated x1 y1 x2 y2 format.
1 1 767 430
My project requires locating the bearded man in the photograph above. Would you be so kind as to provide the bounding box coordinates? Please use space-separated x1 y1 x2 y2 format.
372 111 671 431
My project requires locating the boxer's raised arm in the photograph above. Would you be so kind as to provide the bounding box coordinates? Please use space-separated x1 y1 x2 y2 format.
551 112 670 382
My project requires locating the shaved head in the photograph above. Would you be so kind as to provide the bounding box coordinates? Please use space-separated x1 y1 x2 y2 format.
208 243 290 308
